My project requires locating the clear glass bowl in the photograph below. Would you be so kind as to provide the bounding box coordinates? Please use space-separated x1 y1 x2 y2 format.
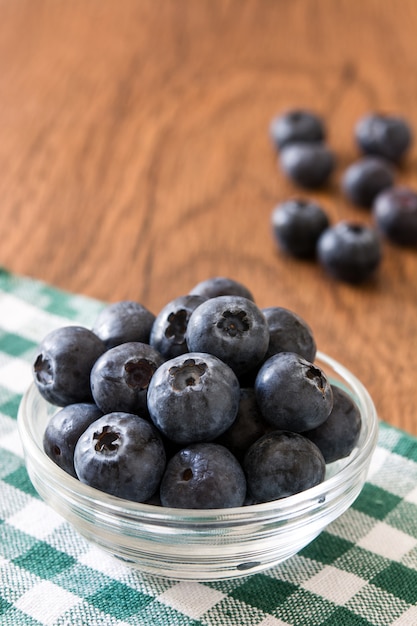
17 351 379 581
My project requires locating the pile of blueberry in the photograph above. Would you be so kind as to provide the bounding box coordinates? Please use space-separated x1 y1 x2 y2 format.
37 277 361 509
270 110 416 283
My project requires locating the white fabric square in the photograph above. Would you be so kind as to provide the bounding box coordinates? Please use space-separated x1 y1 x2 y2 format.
404 485 417 505
0 357 33 393
8 499 65 539
303 565 367 604
392 605 417 625
358 522 417 560
158 581 225 619
0 427 24 458
367 446 390 479
258 617 292 626
15 580 81 625
79 545 131 580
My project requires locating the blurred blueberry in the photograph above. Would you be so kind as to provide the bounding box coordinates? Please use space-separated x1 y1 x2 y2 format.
269 109 326 151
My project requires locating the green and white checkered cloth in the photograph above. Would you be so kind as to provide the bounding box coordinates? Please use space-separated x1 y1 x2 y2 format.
1 268 417 626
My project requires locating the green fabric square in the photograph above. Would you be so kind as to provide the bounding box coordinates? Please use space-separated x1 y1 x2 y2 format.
393 435 417 462
300 531 354 564
13 542 76 579
334 546 390 581
231 573 297 613
352 483 402 520
319 606 374 625
3 467 39 498
54 564 114 598
371 562 417 604
87 581 153 619
0 331 37 357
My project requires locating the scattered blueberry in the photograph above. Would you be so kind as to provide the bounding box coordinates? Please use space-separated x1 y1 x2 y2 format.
279 142 336 188
186 295 269 377
342 156 395 208
150 294 206 359
355 113 413 163
304 385 362 463
147 352 240 444
255 352 333 432
90 341 164 416
43 403 103 477
373 186 417 246
92 300 155 349
74 412 166 502
160 443 247 509
269 109 325 151
317 221 382 283
189 276 254 301
33 326 106 406
244 431 326 503
271 197 330 258
262 306 317 362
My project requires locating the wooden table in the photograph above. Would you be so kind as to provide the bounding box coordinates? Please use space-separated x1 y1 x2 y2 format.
0 0 416 434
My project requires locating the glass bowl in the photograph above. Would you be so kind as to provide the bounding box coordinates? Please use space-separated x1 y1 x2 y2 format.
17 351 379 581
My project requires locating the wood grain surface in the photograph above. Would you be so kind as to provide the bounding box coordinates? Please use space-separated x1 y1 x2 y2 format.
0 1 416 433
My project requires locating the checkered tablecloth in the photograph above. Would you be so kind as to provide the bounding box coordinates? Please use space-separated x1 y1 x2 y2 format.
2 267 417 626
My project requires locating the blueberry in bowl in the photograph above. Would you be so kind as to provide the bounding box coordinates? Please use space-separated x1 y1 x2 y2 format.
18 282 379 581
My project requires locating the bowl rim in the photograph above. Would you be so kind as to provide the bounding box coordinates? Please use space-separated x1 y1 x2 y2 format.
18 350 379 523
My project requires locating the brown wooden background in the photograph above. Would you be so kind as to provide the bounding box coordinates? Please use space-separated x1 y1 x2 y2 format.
0 1 416 433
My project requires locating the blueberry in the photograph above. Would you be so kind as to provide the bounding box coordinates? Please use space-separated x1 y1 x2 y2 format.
92 300 155 349
304 386 362 463
255 352 333 432
215 388 272 462
342 157 395 208
33 326 106 406
271 198 330 258
147 352 240 444
74 412 166 502
43 403 103 477
90 342 164 416
269 109 325 151
279 142 336 188
373 186 417 246
262 306 317 362
149 294 206 359
160 443 246 509
317 221 382 283
355 113 413 163
186 295 269 377
243 431 326 503
189 276 255 301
